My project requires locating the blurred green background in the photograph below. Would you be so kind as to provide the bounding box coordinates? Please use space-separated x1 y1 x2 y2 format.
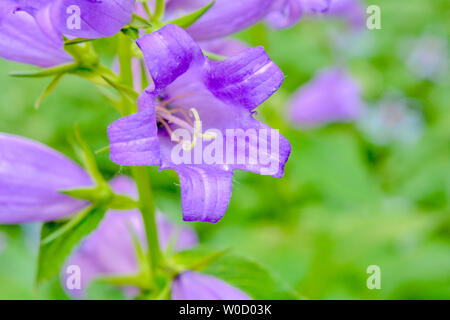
0 0 449 299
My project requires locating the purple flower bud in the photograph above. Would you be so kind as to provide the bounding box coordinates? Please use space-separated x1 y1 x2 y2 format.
0 0 136 67
0 133 92 224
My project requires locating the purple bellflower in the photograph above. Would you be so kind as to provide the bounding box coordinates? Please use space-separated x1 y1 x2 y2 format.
108 24 291 223
0 133 92 224
63 175 250 300
287 67 364 127
0 0 135 67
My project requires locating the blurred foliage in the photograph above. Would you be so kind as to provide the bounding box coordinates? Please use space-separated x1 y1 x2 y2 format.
0 0 449 299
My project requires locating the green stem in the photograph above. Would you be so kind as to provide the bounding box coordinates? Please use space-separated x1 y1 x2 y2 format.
153 0 165 22
117 33 162 284
131 167 161 277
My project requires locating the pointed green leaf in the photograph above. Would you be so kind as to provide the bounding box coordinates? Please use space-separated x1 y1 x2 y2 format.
37 206 108 284
9 63 78 78
73 127 107 186
129 14 152 29
164 1 215 28
35 74 64 109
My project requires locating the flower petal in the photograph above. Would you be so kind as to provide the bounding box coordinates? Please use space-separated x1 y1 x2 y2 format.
108 94 161 166
0 9 71 67
0 133 92 224
172 271 251 300
199 38 248 57
164 165 233 223
136 24 204 92
206 46 284 111
51 0 136 39
184 0 274 41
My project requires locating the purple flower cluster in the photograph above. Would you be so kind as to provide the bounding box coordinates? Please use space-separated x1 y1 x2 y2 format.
0 133 249 299
0 0 367 301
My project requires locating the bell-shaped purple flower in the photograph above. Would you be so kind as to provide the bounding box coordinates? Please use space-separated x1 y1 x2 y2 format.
287 67 364 127
0 133 92 224
108 25 291 223
63 175 199 298
0 0 135 67
172 271 251 300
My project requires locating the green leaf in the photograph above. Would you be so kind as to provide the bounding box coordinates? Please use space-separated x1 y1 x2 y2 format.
128 14 152 29
73 127 107 186
61 186 137 209
108 194 139 210
9 63 78 78
164 1 215 28
37 206 108 284
172 248 299 300
34 73 64 109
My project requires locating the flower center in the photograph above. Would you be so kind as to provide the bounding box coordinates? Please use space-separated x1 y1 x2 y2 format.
155 97 216 151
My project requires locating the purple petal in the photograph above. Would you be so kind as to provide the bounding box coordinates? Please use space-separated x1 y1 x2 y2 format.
136 24 204 92
288 67 364 127
0 9 71 67
63 176 198 298
0 133 92 224
164 166 233 223
182 0 274 41
51 0 136 39
199 38 248 57
172 271 251 300
108 94 161 166
206 46 284 111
